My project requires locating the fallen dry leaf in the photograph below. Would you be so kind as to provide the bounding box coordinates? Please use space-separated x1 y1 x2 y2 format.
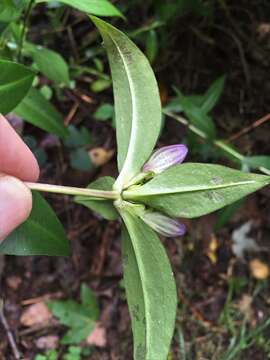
238 294 252 313
249 259 269 280
232 221 259 259
6 276 22 290
86 322 107 347
20 302 52 327
35 335 59 350
206 234 218 264
89 147 114 167
257 23 270 39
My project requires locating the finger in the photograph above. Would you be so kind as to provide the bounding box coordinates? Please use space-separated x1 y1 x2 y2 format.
0 115 40 182
0 175 32 242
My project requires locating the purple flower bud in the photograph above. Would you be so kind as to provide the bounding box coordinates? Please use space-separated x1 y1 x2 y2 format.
141 211 186 237
142 144 188 174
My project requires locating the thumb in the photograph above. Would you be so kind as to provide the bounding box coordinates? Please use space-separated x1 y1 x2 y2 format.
0 175 32 242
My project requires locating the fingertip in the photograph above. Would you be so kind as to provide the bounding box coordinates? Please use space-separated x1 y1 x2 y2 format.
0 115 40 182
0 175 32 242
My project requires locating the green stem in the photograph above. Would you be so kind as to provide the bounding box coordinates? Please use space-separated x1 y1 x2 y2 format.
25 182 119 200
18 0 35 61
71 65 110 80
123 172 151 189
163 110 270 176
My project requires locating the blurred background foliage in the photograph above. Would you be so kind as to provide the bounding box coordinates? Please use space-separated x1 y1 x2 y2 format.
0 0 270 359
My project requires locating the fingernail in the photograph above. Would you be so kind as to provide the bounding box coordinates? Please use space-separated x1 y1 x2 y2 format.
0 176 32 242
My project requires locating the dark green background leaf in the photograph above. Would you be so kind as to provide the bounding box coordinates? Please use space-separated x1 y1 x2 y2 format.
0 60 35 114
0 191 70 256
243 156 270 171
25 43 70 85
201 75 225 114
70 148 93 172
215 200 243 231
175 88 216 139
15 87 68 139
48 283 98 344
0 0 28 22
37 0 123 18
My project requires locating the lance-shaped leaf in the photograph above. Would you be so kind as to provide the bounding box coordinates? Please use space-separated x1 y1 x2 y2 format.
123 163 270 218
91 16 162 190
0 60 35 114
243 156 270 171
37 0 123 18
120 210 177 360
175 88 216 139
24 43 70 86
201 75 226 114
14 87 68 139
0 192 70 256
75 176 119 220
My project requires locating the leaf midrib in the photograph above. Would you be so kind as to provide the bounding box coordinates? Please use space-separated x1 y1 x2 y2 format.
123 212 151 358
124 179 262 198
106 31 138 187
0 73 33 91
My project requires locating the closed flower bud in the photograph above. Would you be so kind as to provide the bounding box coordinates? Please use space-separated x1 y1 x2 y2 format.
141 211 186 237
142 144 188 174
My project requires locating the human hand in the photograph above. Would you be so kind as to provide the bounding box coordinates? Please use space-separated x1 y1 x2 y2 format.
0 115 40 242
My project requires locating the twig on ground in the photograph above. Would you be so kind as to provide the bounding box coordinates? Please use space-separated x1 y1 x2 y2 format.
213 24 251 89
0 299 21 360
164 110 270 176
227 113 270 142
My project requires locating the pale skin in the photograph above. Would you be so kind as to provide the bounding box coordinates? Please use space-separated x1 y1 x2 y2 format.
0 115 40 242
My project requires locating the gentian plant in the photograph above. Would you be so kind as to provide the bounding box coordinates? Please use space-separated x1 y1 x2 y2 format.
1 16 270 360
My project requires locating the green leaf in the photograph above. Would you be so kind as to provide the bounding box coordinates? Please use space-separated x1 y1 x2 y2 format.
243 156 270 171
0 22 8 35
25 43 70 85
201 75 225 114
37 0 124 18
91 16 162 190
120 210 177 360
0 0 27 22
70 148 93 171
215 200 243 231
175 88 216 139
0 60 35 114
80 284 99 318
94 103 114 121
65 125 92 148
0 191 70 256
48 283 98 345
123 163 270 218
75 177 118 220
146 30 158 64
34 350 58 360
91 78 111 92
14 87 68 139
